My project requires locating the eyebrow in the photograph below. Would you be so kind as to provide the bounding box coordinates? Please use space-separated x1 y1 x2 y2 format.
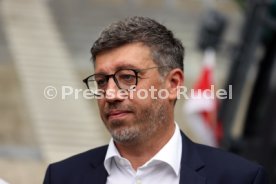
94 63 140 75
116 64 139 70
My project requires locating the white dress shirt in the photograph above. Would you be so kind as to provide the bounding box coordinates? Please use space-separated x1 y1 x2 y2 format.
104 123 182 184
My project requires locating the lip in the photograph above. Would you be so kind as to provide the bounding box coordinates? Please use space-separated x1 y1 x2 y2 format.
106 110 131 120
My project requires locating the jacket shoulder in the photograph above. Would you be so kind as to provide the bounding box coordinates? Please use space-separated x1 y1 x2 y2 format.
45 145 107 176
43 145 108 184
195 143 259 168
194 143 268 183
52 145 108 168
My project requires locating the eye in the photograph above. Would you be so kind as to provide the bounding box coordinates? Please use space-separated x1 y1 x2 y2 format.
96 79 107 87
94 75 107 88
118 74 136 84
121 74 135 80
116 69 137 85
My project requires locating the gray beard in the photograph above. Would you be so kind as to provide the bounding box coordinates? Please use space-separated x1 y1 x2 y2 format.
108 100 167 144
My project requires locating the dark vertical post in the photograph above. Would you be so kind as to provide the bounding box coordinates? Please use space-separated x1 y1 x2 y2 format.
219 0 267 147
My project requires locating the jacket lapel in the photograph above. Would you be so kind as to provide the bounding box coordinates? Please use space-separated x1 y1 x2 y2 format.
179 131 206 184
82 146 108 184
83 164 108 184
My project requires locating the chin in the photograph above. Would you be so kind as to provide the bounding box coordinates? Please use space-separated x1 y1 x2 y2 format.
110 126 140 143
108 119 126 128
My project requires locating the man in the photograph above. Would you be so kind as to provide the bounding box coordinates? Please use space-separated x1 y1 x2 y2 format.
43 16 268 184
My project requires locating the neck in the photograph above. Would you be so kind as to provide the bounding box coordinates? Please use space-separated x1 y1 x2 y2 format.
115 120 175 170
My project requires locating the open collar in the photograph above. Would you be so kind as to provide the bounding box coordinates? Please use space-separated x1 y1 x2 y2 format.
104 123 182 176
86 131 206 184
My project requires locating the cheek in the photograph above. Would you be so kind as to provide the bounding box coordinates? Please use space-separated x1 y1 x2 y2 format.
129 88 149 103
97 101 108 123
97 99 105 113
129 91 155 110
131 82 163 102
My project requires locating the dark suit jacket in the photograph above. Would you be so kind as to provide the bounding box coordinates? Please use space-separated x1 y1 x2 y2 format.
43 132 268 184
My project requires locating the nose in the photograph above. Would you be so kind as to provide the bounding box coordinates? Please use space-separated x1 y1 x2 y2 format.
104 77 126 102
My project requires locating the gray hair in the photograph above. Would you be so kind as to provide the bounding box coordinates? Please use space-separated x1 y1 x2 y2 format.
91 16 184 75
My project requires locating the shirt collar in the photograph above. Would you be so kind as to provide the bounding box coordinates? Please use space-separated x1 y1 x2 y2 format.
104 122 182 176
146 123 182 176
104 138 120 174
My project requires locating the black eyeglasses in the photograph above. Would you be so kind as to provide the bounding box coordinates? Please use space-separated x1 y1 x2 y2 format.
83 66 167 96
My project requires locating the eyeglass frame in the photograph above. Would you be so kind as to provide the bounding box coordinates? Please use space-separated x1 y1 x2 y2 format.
82 66 168 94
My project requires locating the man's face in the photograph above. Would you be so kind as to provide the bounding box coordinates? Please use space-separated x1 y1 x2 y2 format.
94 43 170 144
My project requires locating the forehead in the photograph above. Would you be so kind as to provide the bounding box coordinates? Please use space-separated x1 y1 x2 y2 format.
94 43 155 73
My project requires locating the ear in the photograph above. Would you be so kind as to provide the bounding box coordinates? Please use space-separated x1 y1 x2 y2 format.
165 68 184 101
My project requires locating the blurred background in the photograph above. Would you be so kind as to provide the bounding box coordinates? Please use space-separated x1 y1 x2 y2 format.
0 0 275 183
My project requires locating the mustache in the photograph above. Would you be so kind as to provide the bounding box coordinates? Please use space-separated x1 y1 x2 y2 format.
104 103 136 115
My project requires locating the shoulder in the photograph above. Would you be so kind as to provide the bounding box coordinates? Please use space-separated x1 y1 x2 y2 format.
180 132 263 174
193 143 268 183
51 145 108 168
195 143 257 168
43 145 108 183
45 145 108 174
180 131 267 183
